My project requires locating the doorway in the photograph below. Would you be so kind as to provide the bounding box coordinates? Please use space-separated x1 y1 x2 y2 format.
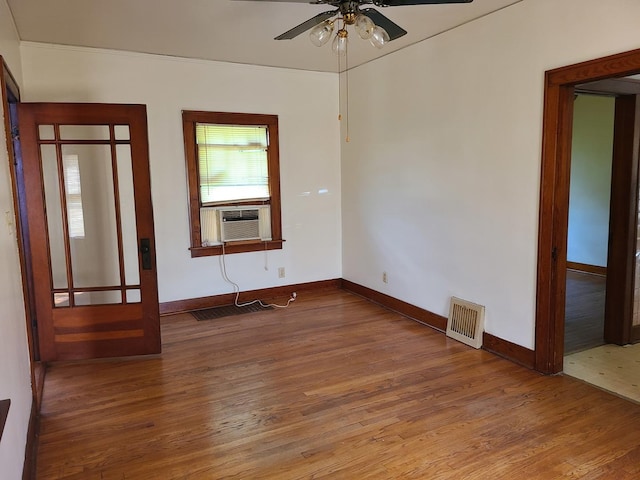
564 93 613 357
536 49 640 375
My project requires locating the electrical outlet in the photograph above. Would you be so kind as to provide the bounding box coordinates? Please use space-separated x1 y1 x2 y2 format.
382 271 388 284
278 267 285 278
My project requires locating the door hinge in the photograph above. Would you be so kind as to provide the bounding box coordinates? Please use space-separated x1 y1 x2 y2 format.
11 125 19 141
552 247 558 261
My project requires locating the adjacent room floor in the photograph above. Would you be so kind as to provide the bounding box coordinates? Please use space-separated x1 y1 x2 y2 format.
564 269 640 404
564 343 640 403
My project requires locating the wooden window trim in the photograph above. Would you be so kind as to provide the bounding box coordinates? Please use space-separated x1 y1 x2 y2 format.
182 110 282 257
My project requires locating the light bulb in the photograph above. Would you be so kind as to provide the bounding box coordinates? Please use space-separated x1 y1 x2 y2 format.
355 14 375 40
369 26 390 49
309 20 335 47
332 29 348 56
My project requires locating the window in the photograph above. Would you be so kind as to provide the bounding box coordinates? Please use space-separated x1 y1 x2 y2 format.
182 111 282 257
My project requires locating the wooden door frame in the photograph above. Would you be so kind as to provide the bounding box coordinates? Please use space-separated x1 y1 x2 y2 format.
536 48 640 374
0 57 44 386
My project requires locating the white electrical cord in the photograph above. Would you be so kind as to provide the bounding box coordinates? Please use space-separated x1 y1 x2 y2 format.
219 242 296 309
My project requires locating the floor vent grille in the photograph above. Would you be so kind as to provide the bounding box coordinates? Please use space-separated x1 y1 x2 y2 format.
446 297 485 349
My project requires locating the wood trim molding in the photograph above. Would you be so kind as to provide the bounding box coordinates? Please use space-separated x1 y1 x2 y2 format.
341 280 448 332
341 280 535 369
22 399 39 480
162 278 537 371
536 47 640 374
160 279 341 315
482 333 536 369
566 261 607 276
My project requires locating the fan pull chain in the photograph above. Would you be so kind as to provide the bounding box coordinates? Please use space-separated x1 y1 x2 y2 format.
345 40 350 143
338 40 342 123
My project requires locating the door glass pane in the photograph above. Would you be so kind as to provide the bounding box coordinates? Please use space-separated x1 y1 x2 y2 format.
54 293 69 308
59 125 110 141
41 144 68 289
62 144 121 289
114 125 130 140
116 145 140 286
74 291 122 306
126 289 141 303
38 125 55 140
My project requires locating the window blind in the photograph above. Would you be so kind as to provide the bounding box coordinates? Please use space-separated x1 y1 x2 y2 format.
196 123 269 204
63 155 85 238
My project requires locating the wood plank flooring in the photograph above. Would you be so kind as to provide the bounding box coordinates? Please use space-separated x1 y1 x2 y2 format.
36 290 640 479
565 270 606 355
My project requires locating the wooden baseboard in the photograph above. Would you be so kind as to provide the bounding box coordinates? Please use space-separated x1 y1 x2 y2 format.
340 280 447 332
566 261 607 276
340 280 536 369
159 279 342 315
22 398 38 480
482 332 536 369
162 277 537 371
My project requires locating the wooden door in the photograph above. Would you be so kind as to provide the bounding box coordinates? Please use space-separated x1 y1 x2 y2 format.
18 103 160 361
604 94 640 345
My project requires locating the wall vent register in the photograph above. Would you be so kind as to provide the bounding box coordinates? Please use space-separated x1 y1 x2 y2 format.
446 297 485 349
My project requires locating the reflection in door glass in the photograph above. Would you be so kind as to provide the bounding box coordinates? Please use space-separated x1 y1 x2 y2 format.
117 145 140 286
63 144 121 288
114 125 130 141
59 125 110 141
38 124 55 140
126 289 141 303
41 144 68 289
53 293 69 308
74 291 122 306
63 155 85 239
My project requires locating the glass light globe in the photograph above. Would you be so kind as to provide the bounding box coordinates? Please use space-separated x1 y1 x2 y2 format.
309 20 335 47
332 29 348 56
369 26 390 49
355 14 375 40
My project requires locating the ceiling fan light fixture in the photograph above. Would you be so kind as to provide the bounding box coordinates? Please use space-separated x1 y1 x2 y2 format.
332 28 349 56
354 14 375 40
309 20 335 47
369 25 390 49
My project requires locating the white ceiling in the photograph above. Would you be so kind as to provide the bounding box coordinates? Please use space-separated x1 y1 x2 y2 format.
6 0 522 73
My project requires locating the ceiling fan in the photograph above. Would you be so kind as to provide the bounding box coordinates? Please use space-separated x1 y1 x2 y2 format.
259 0 474 54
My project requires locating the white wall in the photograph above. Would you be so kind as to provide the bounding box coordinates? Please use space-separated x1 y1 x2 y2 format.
341 0 640 349
567 94 614 267
0 0 32 477
20 44 342 303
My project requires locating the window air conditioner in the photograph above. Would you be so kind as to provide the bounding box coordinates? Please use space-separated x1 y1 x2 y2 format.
217 206 271 243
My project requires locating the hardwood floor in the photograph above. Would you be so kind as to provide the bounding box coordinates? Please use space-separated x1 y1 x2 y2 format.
564 270 606 355
36 290 640 479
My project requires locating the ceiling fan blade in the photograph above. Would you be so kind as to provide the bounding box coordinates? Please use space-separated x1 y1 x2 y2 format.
233 0 322 3
360 8 407 41
379 0 473 5
274 10 338 40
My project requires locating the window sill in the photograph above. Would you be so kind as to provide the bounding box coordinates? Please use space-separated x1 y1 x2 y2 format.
189 239 284 258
